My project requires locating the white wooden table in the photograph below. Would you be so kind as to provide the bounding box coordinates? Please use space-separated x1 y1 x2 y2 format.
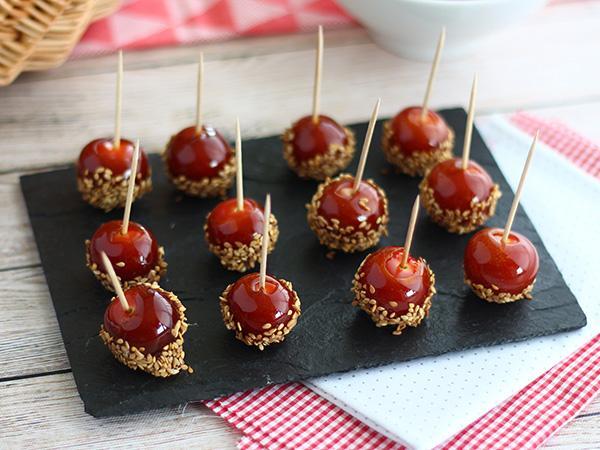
1 1 600 447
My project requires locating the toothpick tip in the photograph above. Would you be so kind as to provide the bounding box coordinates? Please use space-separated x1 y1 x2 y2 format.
412 194 420 215
259 193 271 289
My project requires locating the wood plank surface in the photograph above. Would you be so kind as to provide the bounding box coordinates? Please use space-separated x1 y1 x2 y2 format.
0 173 40 269
0 266 68 379
16 28 369 82
0 373 241 449
1 0 599 447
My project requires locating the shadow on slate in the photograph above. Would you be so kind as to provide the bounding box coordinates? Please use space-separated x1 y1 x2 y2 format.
20 108 586 417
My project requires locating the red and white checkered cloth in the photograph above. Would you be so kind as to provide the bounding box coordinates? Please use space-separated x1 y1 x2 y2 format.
74 0 354 57
511 112 600 179
204 116 600 449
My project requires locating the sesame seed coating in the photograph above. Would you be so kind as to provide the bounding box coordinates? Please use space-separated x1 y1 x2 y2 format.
465 276 536 303
381 120 454 177
77 168 152 212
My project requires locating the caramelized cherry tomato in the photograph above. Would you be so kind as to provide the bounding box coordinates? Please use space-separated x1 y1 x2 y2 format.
425 158 495 210
390 107 450 154
317 177 385 229
224 273 295 335
464 227 539 294
165 126 233 179
358 246 432 315
205 198 265 246
104 284 179 355
290 115 348 162
89 220 159 281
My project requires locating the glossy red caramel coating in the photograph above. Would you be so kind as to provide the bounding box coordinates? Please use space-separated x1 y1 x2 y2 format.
359 246 432 315
225 273 295 335
165 126 233 180
425 157 495 210
464 228 539 294
104 284 179 355
206 198 266 246
390 107 450 155
290 115 348 162
77 138 150 178
317 177 385 229
89 220 159 281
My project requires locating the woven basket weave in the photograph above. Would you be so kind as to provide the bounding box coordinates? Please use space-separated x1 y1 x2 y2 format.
0 0 119 85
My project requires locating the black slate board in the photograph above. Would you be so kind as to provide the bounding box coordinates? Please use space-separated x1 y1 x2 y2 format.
21 108 586 417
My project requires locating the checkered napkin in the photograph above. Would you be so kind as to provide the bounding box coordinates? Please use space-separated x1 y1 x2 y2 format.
203 114 600 449
73 0 354 57
510 112 600 179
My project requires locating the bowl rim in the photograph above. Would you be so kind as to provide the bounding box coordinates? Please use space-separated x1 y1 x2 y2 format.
342 0 542 6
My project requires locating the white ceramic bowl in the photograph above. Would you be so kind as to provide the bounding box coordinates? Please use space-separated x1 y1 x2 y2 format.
337 0 548 60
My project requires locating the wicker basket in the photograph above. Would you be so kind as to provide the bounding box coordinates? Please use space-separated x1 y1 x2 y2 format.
0 0 119 85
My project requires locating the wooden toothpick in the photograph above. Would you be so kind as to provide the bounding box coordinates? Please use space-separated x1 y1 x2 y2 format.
312 25 323 124
353 98 381 192
195 52 204 135
259 194 271 290
114 50 123 150
462 73 478 170
502 131 538 243
121 138 140 235
101 251 131 313
235 117 244 211
421 27 446 120
402 195 420 268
